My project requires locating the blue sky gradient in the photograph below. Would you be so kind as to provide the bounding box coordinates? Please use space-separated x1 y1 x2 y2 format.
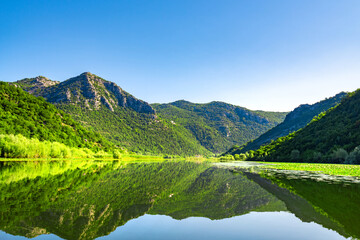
1 0 359 111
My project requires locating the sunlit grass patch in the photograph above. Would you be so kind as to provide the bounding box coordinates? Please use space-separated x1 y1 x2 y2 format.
259 162 360 177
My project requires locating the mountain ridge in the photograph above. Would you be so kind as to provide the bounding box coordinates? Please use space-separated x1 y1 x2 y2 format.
226 92 347 155
234 89 360 163
152 100 287 153
13 72 155 114
12 73 212 156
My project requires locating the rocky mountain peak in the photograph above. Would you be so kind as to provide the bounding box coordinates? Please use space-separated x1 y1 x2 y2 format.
14 72 155 115
12 76 59 95
81 71 92 76
79 72 102 81
34 75 49 81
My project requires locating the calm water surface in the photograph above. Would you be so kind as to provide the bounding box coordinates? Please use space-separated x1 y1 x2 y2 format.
0 160 359 240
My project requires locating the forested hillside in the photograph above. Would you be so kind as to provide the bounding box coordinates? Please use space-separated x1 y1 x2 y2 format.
237 89 360 164
0 82 111 152
226 92 346 155
14 73 210 156
153 100 287 153
59 104 210 156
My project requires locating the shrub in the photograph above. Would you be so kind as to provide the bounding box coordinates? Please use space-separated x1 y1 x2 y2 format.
113 150 122 159
332 148 348 163
0 134 107 159
346 146 360 164
234 153 247 161
219 155 234 161
312 151 323 162
290 150 300 161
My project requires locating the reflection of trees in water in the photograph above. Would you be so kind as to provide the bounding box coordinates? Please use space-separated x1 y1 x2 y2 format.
255 171 360 239
0 161 359 240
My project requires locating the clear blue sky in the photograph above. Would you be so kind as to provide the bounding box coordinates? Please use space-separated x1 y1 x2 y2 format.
1 0 359 111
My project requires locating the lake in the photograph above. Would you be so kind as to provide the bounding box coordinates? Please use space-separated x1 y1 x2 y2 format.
0 160 359 240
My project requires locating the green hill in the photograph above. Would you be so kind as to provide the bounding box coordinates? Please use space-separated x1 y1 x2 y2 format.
152 100 287 153
0 82 111 153
13 73 210 156
240 89 360 163
226 92 346 155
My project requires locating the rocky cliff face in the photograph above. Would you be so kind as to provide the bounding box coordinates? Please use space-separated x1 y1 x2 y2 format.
14 72 155 114
102 80 155 114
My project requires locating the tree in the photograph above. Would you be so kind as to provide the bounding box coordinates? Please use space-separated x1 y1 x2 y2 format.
332 148 348 163
291 150 300 161
346 146 360 164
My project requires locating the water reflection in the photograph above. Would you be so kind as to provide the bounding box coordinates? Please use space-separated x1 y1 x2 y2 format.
0 160 358 239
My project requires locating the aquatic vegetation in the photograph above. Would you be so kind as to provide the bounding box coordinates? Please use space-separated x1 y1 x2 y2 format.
260 162 360 177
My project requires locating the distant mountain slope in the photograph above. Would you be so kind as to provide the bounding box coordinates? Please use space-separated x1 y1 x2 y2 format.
242 89 360 163
152 100 287 153
0 82 110 151
226 92 346 155
14 73 210 156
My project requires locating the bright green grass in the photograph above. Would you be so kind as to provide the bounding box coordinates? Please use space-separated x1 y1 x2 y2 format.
0 154 208 162
259 162 360 177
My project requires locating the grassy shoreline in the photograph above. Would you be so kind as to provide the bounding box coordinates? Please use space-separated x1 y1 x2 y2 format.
257 161 360 177
1 156 359 177
0 155 210 162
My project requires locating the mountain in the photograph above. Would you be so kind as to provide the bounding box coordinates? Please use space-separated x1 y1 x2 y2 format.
152 100 287 153
13 73 210 156
13 72 155 114
0 81 111 153
226 92 347 155
241 89 360 163
12 76 59 95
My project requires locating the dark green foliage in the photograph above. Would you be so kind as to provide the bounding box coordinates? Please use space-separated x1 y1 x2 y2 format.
58 104 211 156
153 100 287 153
0 82 111 152
227 92 346 155
242 89 360 163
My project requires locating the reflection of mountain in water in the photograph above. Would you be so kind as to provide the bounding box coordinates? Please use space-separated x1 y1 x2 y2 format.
150 167 286 220
251 171 360 239
0 161 359 240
